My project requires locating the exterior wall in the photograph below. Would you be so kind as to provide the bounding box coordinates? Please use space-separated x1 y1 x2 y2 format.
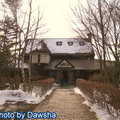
56 71 61 83
40 52 50 63
32 52 39 63
32 52 50 64
49 70 75 84
68 71 74 82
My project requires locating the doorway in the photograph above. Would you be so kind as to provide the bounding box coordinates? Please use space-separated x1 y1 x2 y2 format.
62 71 68 83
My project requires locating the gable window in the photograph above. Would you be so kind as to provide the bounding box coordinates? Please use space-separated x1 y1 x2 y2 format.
56 41 62 46
68 42 73 46
79 41 85 46
56 60 74 68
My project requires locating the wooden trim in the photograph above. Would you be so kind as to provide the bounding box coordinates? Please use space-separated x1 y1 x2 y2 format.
55 59 74 68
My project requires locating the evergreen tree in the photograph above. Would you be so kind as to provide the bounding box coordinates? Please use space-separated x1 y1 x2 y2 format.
0 16 20 89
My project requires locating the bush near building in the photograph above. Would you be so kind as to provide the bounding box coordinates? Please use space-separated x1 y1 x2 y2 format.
90 63 120 87
24 78 55 97
76 79 120 118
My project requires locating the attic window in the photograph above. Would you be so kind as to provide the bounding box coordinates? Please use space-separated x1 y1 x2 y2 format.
56 41 62 46
68 42 73 46
79 41 85 46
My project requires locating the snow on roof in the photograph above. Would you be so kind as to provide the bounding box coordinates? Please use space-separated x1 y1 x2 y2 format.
25 38 93 54
26 39 42 53
44 38 93 54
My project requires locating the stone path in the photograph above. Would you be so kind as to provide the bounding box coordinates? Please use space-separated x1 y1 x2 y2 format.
27 88 98 120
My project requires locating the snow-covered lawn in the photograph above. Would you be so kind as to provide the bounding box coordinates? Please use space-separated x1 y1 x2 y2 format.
0 87 54 105
74 87 120 120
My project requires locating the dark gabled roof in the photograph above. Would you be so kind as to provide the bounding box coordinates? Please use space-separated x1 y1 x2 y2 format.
26 39 42 53
44 58 100 70
26 39 51 54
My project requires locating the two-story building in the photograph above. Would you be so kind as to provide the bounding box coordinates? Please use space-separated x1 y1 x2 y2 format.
25 36 100 84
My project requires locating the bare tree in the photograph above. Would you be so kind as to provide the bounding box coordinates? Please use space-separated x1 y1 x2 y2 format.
107 0 120 63
2 0 45 86
71 0 120 83
28 10 44 83
20 0 45 85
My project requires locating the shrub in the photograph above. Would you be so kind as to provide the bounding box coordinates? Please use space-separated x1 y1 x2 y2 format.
76 79 120 118
0 76 21 90
24 78 55 97
90 72 105 83
90 64 120 87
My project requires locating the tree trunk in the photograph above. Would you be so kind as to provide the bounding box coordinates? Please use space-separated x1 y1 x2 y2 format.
28 53 32 83
21 56 26 85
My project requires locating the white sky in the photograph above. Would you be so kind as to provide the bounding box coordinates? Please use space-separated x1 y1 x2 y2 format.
0 0 87 38
33 0 86 38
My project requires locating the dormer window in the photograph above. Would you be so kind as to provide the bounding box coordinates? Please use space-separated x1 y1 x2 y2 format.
79 41 85 46
56 41 62 46
68 42 73 46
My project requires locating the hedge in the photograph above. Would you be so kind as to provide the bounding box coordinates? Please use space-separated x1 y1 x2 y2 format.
24 78 55 97
76 79 120 118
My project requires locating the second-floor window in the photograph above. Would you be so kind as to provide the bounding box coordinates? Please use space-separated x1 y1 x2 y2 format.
68 42 73 46
79 41 85 46
56 41 62 46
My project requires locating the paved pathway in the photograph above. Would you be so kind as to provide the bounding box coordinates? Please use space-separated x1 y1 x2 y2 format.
28 88 98 120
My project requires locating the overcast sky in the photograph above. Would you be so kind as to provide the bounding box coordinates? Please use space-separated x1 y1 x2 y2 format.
38 0 77 38
0 0 87 38
33 0 87 38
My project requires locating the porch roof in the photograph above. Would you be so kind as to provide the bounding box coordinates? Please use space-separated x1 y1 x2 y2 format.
44 59 100 70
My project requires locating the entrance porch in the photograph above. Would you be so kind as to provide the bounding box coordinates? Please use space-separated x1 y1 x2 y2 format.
49 70 95 85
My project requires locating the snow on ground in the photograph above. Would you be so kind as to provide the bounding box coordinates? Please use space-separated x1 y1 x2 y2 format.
0 87 55 105
74 87 119 120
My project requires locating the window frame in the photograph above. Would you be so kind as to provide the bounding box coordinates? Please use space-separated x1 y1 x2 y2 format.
79 41 85 46
56 41 62 46
68 41 73 46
